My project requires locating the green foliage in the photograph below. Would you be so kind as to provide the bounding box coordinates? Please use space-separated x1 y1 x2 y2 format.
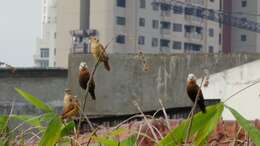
39 115 63 146
15 88 53 113
226 106 260 146
0 116 8 133
157 103 224 146
60 121 76 138
194 103 224 145
93 135 137 146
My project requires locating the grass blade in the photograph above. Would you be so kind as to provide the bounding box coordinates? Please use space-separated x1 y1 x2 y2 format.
15 88 53 113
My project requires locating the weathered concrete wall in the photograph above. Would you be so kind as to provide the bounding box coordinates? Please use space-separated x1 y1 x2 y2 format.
68 53 260 115
199 59 260 120
0 68 67 115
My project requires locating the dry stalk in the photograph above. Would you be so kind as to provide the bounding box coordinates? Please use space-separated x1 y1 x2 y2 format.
133 101 159 143
185 77 205 144
224 79 260 103
158 98 171 130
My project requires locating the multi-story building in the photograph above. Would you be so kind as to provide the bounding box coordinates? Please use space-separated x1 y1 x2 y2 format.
223 0 260 53
56 0 223 67
89 0 222 54
34 0 57 68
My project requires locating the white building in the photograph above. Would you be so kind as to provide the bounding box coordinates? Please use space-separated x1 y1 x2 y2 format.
89 0 223 54
34 0 57 68
55 0 223 67
200 60 260 120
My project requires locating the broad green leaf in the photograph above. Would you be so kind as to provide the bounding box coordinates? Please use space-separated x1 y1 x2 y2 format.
15 88 53 113
194 103 224 145
60 121 75 138
226 106 260 146
157 103 224 146
121 135 137 146
93 136 130 146
39 115 63 146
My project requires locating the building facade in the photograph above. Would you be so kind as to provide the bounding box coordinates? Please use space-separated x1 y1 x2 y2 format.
223 0 260 53
89 0 223 54
56 0 223 67
34 0 57 68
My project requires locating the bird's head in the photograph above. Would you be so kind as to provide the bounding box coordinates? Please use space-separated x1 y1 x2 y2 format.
187 73 197 82
79 62 88 71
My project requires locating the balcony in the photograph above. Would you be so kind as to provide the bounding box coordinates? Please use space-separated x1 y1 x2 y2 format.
160 28 171 35
33 55 49 62
185 32 203 40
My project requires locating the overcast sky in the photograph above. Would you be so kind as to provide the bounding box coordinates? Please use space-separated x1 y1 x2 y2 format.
0 0 41 67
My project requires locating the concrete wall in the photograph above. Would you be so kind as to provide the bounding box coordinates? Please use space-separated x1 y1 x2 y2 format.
0 68 67 115
199 59 260 120
68 53 260 115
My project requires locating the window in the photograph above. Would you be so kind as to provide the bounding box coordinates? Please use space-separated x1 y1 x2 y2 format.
117 0 126 7
40 48 49 58
241 34 247 41
152 2 159 11
116 16 126 25
139 18 145 27
173 23 182 32
209 46 214 53
173 5 183 14
152 38 158 47
138 36 145 45
160 21 171 29
160 3 171 11
152 20 159 29
209 28 214 37
184 43 201 51
172 41 182 50
160 39 170 48
40 60 49 68
241 0 247 7
116 35 125 44
140 0 146 8
185 7 194 15
219 34 222 45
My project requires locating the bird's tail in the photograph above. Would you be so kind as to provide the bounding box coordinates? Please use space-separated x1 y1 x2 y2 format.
88 88 96 100
103 60 111 71
198 100 206 113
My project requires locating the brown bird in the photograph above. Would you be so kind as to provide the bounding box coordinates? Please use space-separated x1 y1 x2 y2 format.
89 37 111 71
78 62 96 100
61 89 80 119
186 73 206 113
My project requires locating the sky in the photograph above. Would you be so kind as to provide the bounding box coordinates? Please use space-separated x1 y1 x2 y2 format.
0 0 41 67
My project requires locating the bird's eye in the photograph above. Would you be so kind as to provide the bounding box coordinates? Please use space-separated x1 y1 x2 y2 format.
69 98 73 102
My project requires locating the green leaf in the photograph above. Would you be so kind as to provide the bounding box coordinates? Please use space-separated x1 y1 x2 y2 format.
15 88 53 113
157 103 224 146
0 115 8 133
93 136 123 146
60 121 76 138
11 115 42 128
121 135 137 146
194 103 224 145
226 106 260 146
39 115 63 146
